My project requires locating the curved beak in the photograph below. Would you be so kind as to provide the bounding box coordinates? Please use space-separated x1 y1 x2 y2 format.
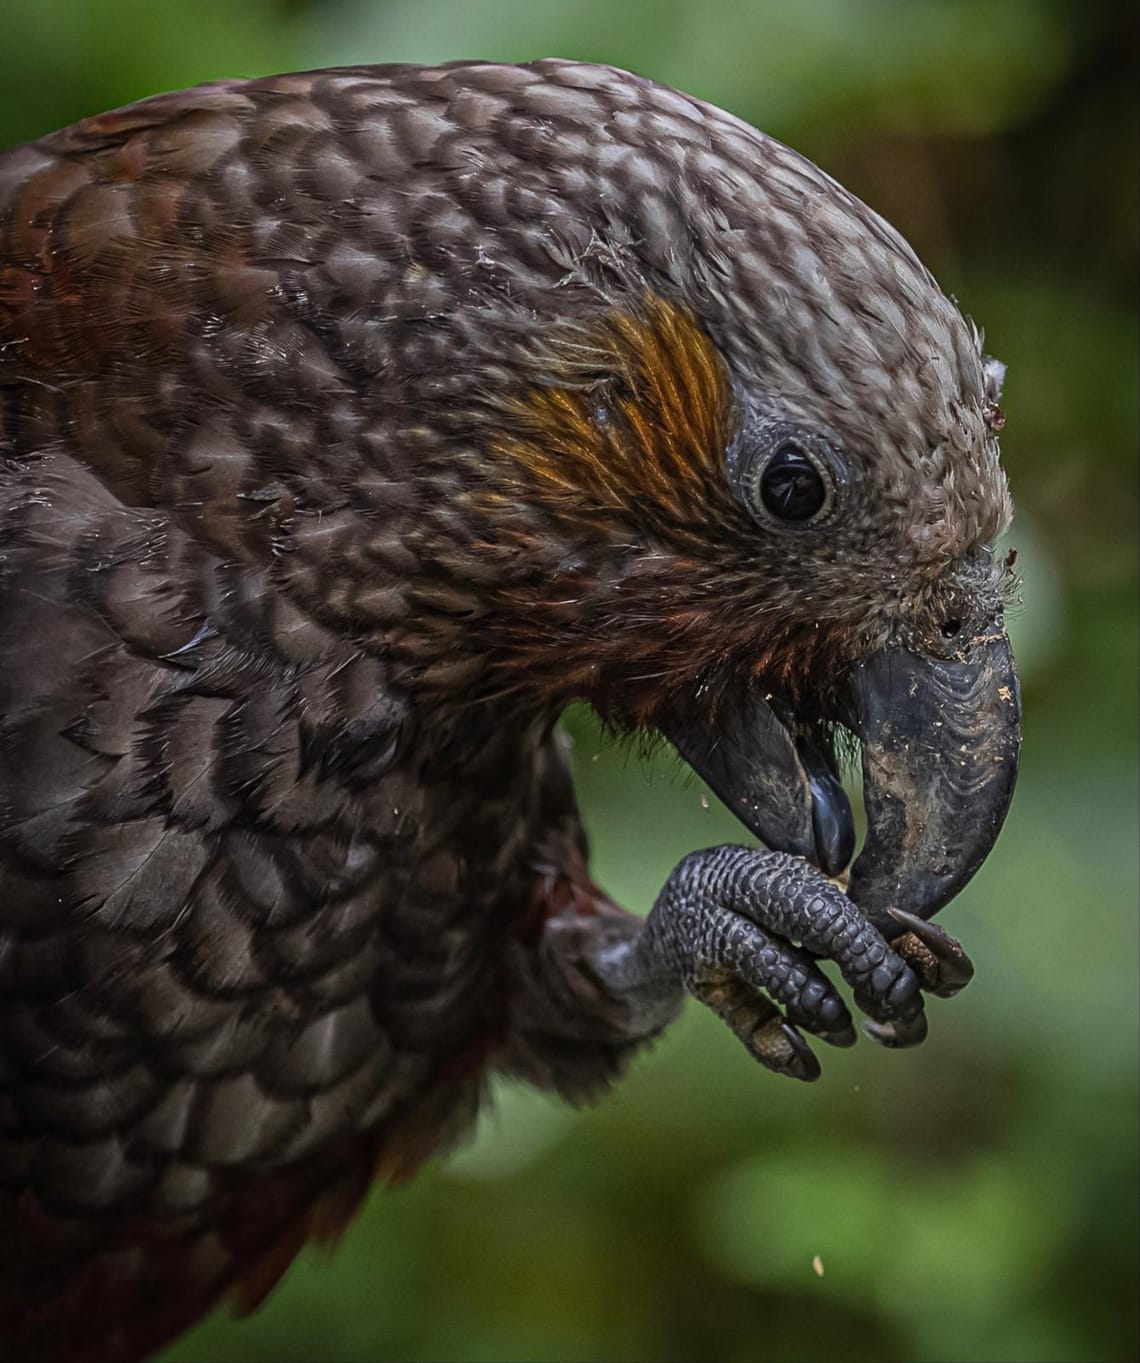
662 623 1021 932
843 628 1021 934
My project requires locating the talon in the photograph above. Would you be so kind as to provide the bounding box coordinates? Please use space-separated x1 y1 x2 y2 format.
861 1010 929 1049
886 907 975 998
751 1016 821 1081
819 1021 857 1049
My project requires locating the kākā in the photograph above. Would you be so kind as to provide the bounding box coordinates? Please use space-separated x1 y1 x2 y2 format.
0 60 1021 1361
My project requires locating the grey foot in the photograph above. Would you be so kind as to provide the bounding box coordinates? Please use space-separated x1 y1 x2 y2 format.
594 844 946 1081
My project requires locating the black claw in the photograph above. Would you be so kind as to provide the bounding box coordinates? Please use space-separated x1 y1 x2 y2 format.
887 907 975 998
746 1014 821 1080
779 1021 822 1081
861 1010 929 1049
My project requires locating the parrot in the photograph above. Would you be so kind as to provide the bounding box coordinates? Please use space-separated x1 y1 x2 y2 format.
0 60 1021 1362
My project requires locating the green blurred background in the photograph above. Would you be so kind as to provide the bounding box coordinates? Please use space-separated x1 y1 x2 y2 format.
1 2 1135 1360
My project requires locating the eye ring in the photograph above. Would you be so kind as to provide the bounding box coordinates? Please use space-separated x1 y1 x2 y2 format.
734 426 838 528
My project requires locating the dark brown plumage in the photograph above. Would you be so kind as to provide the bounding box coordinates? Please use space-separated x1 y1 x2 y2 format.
0 61 1020 1362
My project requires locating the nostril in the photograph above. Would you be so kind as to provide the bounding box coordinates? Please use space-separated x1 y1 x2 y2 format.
940 617 963 639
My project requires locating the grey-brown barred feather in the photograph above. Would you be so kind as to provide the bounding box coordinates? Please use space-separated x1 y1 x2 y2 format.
0 60 1019 1361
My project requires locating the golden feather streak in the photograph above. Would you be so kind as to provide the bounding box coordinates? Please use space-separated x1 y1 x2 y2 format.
489 296 738 526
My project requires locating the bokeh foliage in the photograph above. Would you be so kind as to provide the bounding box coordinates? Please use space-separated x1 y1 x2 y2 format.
0 2 1135 1360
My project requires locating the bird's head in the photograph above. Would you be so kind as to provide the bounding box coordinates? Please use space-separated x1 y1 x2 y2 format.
376 63 1021 933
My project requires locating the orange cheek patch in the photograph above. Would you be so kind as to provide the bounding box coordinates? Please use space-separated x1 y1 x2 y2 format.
489 295 738 526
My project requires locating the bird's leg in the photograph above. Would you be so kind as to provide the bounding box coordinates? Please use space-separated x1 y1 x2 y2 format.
505 842 933 1090
502 884 685 1102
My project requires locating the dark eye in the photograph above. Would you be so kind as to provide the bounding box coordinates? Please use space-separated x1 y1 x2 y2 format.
728 418 841 529
759 444 828 521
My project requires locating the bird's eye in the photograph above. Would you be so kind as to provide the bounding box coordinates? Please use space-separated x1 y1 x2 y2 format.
729 418 840 530
758 444 828 522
